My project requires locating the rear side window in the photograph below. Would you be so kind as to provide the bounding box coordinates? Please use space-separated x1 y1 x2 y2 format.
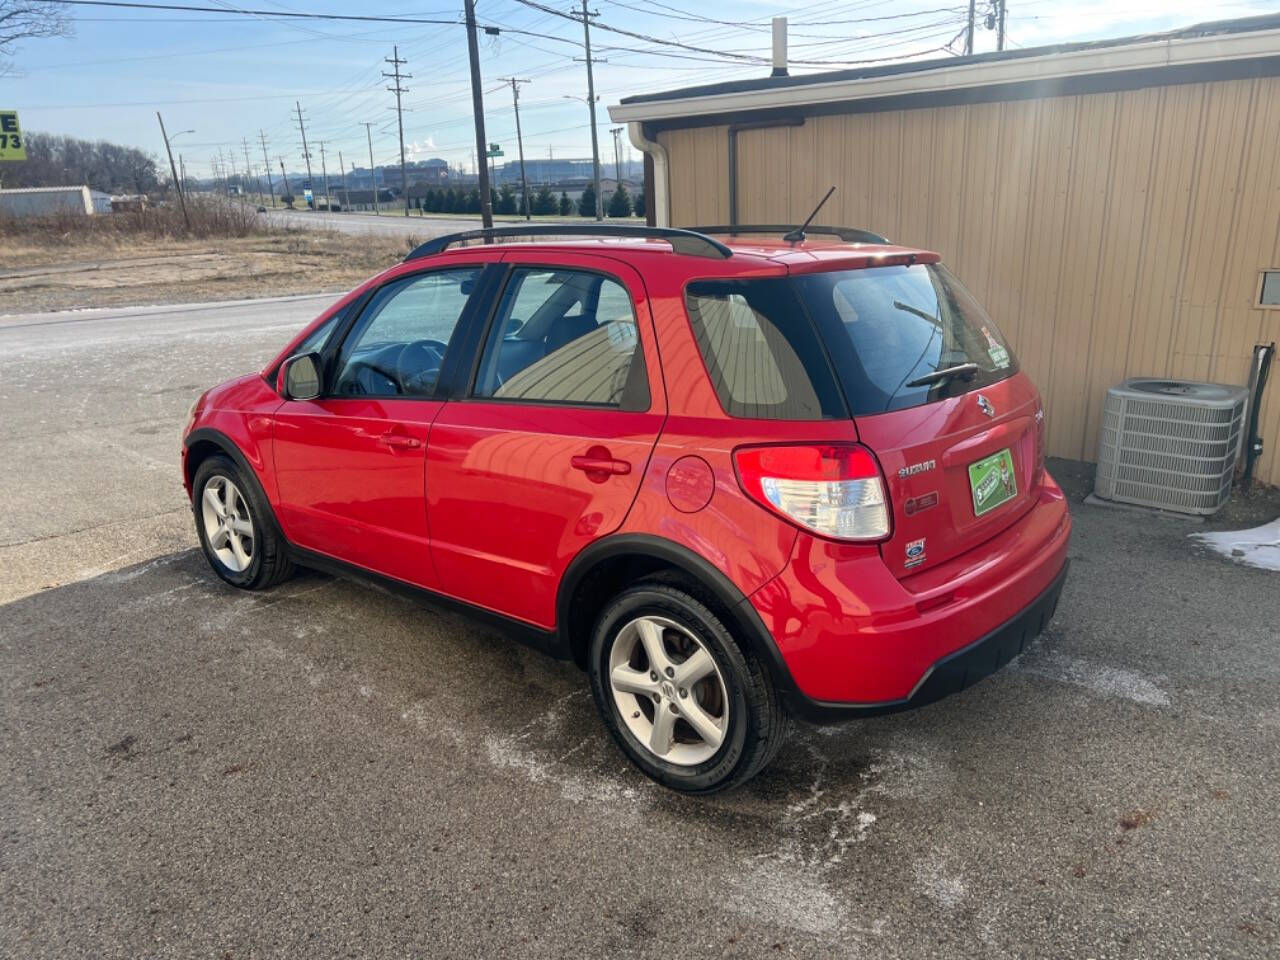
794 264 1017 414
684 279 845 420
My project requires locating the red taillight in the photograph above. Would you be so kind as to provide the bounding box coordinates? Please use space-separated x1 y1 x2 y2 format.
733 444 891 541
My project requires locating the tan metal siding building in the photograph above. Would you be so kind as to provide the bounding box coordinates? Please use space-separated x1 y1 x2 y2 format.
612 18 1280 486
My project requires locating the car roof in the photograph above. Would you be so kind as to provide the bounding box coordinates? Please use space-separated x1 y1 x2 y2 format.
420 235 940 275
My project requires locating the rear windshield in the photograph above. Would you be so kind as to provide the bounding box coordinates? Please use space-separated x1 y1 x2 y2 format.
794 264 1018 415
684 264 1016 420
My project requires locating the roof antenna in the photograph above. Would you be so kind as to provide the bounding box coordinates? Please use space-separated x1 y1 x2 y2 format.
783 186 835 244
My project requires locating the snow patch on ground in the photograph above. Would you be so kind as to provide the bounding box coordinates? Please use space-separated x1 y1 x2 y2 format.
482 731 642 805
914 855 968 909
728 861 847 936
1190 518 1280 572
481 691 645 805
1012 646 1170 706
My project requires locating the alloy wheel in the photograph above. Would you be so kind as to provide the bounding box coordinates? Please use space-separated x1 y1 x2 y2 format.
200 475 254 573
607 615 729 766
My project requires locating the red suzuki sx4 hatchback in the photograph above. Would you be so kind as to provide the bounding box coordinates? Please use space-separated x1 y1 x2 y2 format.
182 225 1071 794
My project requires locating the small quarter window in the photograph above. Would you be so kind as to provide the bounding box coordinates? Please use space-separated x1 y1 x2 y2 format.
684 278 845 420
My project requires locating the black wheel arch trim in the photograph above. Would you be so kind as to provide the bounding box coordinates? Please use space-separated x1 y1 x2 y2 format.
555 533 804 703
185 427 259 484
183 428 287 538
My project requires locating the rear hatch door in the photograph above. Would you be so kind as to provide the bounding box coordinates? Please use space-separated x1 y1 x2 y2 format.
792 260 1041 577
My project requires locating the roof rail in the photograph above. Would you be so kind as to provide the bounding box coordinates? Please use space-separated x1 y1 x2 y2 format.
690 224 890 245
404 225 732 261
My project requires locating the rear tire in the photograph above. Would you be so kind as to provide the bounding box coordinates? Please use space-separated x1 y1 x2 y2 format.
588 582 788 794
192 454 294 590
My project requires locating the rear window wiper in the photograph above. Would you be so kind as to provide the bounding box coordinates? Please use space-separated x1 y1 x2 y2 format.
906 362 981 388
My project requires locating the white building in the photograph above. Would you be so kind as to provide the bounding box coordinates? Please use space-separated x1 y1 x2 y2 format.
0 185 111 217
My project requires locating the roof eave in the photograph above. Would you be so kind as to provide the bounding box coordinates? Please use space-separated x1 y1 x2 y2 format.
608 27 1280 124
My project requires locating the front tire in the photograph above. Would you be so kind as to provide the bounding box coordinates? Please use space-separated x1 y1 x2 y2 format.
588 582 788 794
192 454 293 590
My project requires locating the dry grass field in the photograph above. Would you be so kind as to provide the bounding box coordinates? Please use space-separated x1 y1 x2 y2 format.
0 199 417 312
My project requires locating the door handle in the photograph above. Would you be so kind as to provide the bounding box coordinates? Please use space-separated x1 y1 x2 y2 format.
379 433 421 450
571 453 631 476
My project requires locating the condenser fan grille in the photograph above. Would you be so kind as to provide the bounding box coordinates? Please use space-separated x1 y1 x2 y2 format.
1095 378 1247 515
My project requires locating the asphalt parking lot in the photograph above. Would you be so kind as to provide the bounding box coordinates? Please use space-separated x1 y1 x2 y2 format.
2 298 1279 958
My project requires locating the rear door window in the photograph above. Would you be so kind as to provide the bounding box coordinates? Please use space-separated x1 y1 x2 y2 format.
472 268 649 410
684 278 845 420
794 263 1017 414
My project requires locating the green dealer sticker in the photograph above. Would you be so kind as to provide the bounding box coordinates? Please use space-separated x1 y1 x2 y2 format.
968 448 1017 516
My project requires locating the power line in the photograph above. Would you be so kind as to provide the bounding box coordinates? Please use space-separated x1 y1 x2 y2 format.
39 0 465 26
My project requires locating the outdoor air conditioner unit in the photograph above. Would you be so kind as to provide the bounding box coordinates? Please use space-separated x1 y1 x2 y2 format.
1094 378 1248 516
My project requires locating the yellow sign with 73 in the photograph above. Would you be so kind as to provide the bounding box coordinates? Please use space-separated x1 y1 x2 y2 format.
0 111 26 162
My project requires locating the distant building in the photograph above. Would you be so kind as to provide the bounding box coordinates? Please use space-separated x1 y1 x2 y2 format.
0 185 106 217
337 188 397 212
109 195 149 213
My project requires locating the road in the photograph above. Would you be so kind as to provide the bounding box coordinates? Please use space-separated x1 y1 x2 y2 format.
2 296 1279 958
264 207 575 238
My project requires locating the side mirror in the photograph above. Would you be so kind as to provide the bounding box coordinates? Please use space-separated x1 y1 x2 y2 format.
281 352 322 401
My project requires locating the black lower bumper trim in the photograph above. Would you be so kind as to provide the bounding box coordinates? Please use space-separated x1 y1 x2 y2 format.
788 559 1069 723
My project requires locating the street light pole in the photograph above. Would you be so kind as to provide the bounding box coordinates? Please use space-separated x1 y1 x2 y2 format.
156 112 191 231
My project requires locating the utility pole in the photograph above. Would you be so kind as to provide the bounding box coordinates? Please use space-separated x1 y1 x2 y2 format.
179 154 187 194
258 130 276 207
463 0 493 229
278 158 292 207
965 0 976 55
241 137 255 200
996 0 1007 51
293 101 314 206
338 150 350 211
360 121 380 215
579 0 603 221
155 112 190 231
500 77 532 220
317 141 331 212
384 46 411 217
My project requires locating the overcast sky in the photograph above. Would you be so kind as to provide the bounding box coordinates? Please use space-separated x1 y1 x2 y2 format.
3 0 1276 179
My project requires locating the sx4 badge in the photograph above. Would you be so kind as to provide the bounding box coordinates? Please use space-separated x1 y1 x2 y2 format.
904 537 927 568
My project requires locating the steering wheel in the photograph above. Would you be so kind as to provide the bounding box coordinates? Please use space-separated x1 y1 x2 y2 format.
396 339 448 396
340 359 400 395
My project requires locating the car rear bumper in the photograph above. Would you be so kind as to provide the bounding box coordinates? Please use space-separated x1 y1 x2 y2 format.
808 558 1068 720
745 476 1071 721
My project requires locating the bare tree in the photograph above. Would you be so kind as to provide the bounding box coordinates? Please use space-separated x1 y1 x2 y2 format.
0 2 71 76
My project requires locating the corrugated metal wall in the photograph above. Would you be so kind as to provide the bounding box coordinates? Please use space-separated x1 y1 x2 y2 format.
658 75 1280 485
